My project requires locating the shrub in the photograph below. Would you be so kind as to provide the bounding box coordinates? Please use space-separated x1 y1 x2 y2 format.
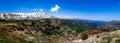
81 33 88 40
102 37 112 43
115 38 120 43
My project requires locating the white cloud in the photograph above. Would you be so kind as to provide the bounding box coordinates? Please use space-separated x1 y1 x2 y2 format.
34 9 37 11
40 9 43 12
50 4 60 12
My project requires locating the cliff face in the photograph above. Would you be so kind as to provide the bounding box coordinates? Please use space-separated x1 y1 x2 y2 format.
0 19 76 43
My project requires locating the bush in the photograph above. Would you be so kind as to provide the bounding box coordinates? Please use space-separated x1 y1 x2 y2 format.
81 33 88 40
102 37 112 43
115 38 120 43
0 35 15 43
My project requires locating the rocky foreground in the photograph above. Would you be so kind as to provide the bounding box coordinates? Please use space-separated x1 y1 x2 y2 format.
71 30 120 43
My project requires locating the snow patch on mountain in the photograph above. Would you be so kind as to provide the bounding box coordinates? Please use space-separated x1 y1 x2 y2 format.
0 12 78 20
0 12 55 20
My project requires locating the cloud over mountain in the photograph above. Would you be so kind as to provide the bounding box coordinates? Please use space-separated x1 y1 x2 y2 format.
50 4 60 12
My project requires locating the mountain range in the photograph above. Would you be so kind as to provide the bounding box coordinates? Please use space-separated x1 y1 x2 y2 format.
0 12 56 20
0 12 120 43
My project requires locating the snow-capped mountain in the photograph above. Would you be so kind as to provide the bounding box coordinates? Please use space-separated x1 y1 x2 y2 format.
0 12 56 20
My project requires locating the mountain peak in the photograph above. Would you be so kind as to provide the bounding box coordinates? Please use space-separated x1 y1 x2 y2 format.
0 12 55 20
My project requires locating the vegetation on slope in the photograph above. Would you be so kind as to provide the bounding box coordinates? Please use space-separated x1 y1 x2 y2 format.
0 19 76 43
0 19 119 43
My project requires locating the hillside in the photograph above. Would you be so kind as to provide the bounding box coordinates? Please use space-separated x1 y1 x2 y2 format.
0 19 76 43
98 21 120 29
0 19 120 43
72 30 120 43
58 19 106 33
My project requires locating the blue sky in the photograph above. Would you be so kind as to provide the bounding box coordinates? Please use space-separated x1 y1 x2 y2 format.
0 0 120 21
